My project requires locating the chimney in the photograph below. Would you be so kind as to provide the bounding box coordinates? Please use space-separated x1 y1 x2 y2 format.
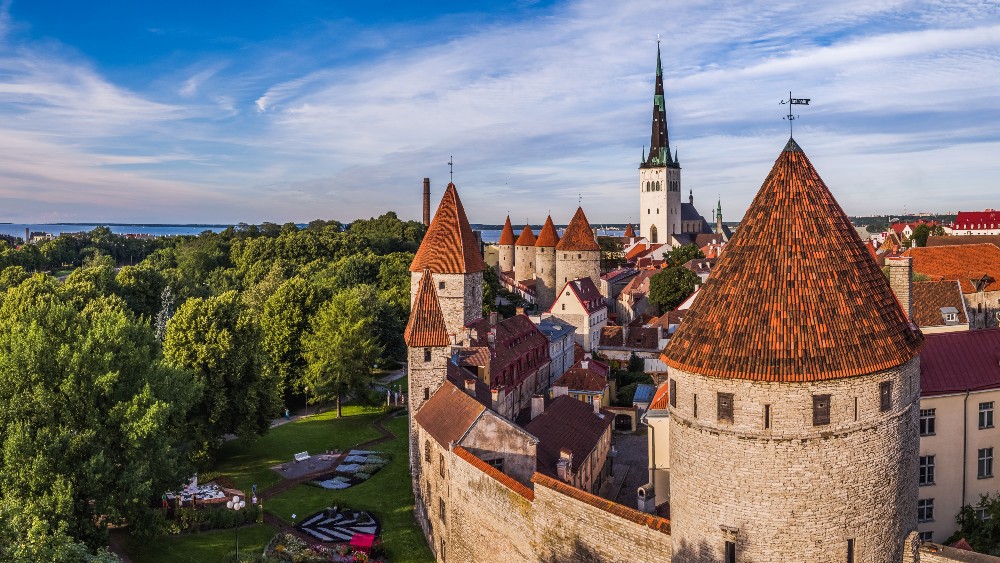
887 257 913 321
464 379 476 396
489 311 498 326
25 227 29 243
581 360 589 369
531 395 544 420
422 178 431 227
516 307 525 316
490 388 500 410
556 448 573 482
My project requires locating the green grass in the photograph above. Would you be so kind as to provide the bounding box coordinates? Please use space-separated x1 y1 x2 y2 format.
205 405 385 491
266 413 433 563
126 524 276 563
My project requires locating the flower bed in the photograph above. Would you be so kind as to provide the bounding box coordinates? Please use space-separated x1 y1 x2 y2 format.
310 451 390 490
266 532 386 563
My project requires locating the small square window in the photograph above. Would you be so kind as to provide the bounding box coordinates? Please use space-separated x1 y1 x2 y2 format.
918 531 933 542
438 281 446 290
486 458 504 473
977 507 993 521
917 498 935 522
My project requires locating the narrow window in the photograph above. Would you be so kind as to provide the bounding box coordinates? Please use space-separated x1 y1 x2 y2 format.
669 379 677 408
424 440 431 463
693 394 698 417
854 397 859 422
847 539 855 563
561 304 566 311
724 541 736 563
879 381 892 412
919 455 935 486
441 539 446 559
764 404 771 429
813 395 831 426
979 448 994 478
439 453 445 478
920 409 936 436
438 280 446 290
917 498 935 522
423 387 430 401
424 348 432 362
980 402 995 429
717 392 734 423
439 497 446 521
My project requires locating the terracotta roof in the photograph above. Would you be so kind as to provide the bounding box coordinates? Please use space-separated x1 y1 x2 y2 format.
410 183 486 273
927 235 1000 249
535 216 560 247
661 139 923 382
531 473 670 534
599 326 623 347
556 207 600 251
624 224 636 238
554 360 610 393
525 395 613 474
921 328 1000 396
955 209 1000 230
912 280 968 328
516 224 537 246
626 327 660 350
951 538 974 551
649 381 669 410
904 244 1000 294
415 381 486 447
466 314 550 389
453 445 534 499
557 277 607 315
694 233 725 247
404 269 451 347
499 216 516 246
626 243 665 262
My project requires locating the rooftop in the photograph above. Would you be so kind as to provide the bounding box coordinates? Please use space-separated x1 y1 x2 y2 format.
499 216 516 246
921 328 1000 396
535 216 560 247
912 280 968 328
415 381 486 447
404 269 450 347
410 183 486 274
904 243 1000 294
516 224 537 247
525 395 613 474
556 207 600 251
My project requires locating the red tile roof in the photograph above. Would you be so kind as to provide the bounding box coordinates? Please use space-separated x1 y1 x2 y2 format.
530 473 670 534
920 328 1000 396
954 209 1000 231
904 244 1000 294
453 445 534 499
414 381 486 446
912 280 968 328
626 327 660 350
404 269 451 347
466 314 550 389
556 207 600 251
599 326 623 347
410 183 486 274
926 235 1000 249
626 243 665 262
499 216 516 246
951 538 974 551
525 395 613 474
516 224 537 246
662 139 923 382
535 215 560 247
557 277 607 314
554 360 610 393
624 224 636 238
649 381 669 410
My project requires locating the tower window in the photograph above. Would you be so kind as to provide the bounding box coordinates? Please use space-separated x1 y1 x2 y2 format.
439 281 446 290
439 453 445 478
669 379 676 408
717 392 734 423
812 395 830 426
424 440 431 463
847 539 855 563
879 381 892 412
693 394 698 417
764 404 771 429
724 541 735 563
424 387 430 401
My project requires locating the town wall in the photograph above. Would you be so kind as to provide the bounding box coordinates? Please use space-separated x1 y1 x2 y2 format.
535 246 556 311
516 244 537 283
459 410 538 484
668 357 920 562
556 249 600 290
498 243 514 273
411 272 483 337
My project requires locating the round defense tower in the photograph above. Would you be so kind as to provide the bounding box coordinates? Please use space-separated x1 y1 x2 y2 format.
555 207 601 292
514 224 537 283
498 215 515 274
534 215 560 310
662 139 923 563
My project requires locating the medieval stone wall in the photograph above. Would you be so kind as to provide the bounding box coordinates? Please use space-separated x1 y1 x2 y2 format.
668 357 920 563
499 244 515 273
556 249 601 291
410 272 483 337
516 244 537 283
459 410 538 484
535 246 556 311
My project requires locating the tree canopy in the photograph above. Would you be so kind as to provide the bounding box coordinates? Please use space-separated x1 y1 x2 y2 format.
648 266 700 311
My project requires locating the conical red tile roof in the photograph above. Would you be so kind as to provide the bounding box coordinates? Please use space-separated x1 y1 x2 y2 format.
516 225 537 246
499 216 516 246
410 183 486 273
405 269 451 347
535 216 560 247
556 207 600 251
624 223 636 238
661 139 923 382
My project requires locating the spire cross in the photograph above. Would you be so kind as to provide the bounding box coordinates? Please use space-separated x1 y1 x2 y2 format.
447 156 454 182
779 92 810 137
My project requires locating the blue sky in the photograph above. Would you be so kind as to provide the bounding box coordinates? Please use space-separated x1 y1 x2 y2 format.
0 0 998 224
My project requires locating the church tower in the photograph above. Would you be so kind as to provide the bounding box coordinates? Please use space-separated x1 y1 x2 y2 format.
662 139 923 562
409 183 486 338
639 41 681 245
534 215 560 310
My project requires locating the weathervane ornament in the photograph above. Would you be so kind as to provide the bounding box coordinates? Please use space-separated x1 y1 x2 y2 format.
447 156 454 183
779 92 810 137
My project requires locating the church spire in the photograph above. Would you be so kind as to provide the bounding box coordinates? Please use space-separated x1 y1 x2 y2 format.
642 40 676 169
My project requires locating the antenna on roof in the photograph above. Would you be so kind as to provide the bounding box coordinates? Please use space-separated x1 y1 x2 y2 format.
779 92 810 137
447 156 454 183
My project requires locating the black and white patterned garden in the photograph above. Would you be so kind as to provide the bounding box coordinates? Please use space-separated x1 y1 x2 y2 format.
295 508 380 543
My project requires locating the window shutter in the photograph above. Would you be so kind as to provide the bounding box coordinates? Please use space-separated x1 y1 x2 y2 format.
813 395 831 426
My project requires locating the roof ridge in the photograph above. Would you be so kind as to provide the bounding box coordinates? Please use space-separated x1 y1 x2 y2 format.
410 183 486 274
404 269 451 347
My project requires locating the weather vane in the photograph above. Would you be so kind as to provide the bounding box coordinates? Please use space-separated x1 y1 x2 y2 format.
779 92 810 137
578 193 582 206
447 156 454 183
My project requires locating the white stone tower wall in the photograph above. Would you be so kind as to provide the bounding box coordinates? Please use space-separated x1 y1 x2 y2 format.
410 271 483 337
515 244 536 283
668 357 920 563
535 247 556 311
555 250 601 291
499 244 515 273
667 167 681 238
640 167 668 243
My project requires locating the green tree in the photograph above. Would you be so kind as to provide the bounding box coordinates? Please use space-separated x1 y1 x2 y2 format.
260 276 323 398
0 276 197 550
664 244 705 268
302 288 382 417
911 224 931 247
948 493 1000 554
115 265 166 318
163 291 280 467
648 266 699 311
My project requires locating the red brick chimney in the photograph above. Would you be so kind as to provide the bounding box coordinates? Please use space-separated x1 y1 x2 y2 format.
422 178 431 227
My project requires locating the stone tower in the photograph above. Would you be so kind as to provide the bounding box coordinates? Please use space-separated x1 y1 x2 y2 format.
409 182 486 338
534 215 560 310
514 224 537 282
661 138 924 563
498 215 515 273
555 207 601 290
404 268 451 429
639 42 681 245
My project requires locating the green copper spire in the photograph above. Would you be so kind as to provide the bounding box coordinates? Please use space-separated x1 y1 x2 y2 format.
656 40 662 78
642 39 677 169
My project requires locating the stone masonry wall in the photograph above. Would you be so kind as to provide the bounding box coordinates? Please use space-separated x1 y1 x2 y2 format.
556 250 601 291
410 272 483 337
499 244 514 273
516 244 537 284
668 357 920 563
535 246 556 311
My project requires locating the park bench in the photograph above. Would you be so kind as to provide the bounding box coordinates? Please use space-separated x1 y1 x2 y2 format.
294 451 311 462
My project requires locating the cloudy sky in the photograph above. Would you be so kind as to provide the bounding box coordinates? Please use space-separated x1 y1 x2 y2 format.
0 0 997 225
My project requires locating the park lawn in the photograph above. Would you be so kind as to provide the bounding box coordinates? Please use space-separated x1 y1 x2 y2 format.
126 523 276 563
205 404 385 492
266 413 433 563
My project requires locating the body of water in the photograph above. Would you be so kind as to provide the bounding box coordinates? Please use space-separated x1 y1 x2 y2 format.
1 223 235 239
476 227 624 245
